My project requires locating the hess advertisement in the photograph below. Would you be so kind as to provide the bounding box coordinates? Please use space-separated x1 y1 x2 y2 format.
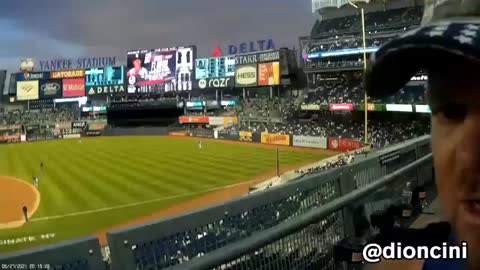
62 78 85 97
258 62 280 86
39 79 63 99
16 80 39 100
235 64 257 87
127 46 195 94
85 66 125 96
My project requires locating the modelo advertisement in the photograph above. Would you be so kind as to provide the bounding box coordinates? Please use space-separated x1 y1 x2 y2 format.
328 138 362 151
39 79 63 99
126 46 195 94
261 133 290 146
293 135 327 149
16 80 39 100
235 64 257 87
258 62 280 86
85 66 125 96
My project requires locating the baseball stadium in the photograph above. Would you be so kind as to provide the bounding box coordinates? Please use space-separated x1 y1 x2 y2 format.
0 0 443 269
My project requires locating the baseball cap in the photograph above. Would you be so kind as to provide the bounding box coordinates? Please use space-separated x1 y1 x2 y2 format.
365 0 480 98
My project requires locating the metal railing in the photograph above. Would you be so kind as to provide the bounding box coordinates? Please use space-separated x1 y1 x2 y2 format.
167 154 432 270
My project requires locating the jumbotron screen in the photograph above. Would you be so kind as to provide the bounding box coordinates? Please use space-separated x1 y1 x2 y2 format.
126 46 196 94
195 56 235 80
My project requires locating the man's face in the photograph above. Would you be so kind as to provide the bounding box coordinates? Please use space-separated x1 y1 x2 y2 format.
133 59 142 69
429 59 480 264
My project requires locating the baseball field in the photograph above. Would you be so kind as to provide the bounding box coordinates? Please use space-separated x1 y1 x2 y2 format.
0 136 334 253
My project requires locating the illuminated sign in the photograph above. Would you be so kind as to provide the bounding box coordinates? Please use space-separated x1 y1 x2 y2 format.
386 104 413 112
329 104 354 111
198 78 234 89
16 72 49 81
16 80 39 100
415 105 431 113
306 47 379 59
62 78 85 97
235 64 257 87
195 56 235 80
258 62 280 86
51 70 85 79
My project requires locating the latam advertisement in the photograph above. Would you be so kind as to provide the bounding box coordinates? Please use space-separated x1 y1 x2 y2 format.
179 116 209 124
62 78 85 97
293 135 327 149
16 80 39 100
261 133 290 146
127 46 195 94
85 66 125 96
235 64 257 87
258 62 280 86
329 138 362 151
329 104 354 111
39 79 63 99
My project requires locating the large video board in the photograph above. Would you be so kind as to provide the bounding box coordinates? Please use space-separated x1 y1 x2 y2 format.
195 56 235 80
126 46 196 94
85 66 125 96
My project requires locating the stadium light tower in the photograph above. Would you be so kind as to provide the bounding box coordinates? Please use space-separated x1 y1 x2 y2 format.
349 0 370 146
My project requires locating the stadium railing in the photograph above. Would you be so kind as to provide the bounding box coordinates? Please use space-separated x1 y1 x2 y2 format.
106 136 432 270
0 237 106 270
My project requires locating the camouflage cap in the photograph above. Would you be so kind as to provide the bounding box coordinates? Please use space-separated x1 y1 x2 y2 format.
365 0 480 98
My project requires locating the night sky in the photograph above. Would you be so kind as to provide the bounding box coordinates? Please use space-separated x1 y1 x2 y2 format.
0 0 315 74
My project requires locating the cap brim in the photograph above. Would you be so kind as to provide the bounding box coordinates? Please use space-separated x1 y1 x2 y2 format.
365 20 480 98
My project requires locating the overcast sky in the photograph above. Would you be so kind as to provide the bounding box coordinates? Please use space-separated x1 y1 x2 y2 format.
0 0 315 73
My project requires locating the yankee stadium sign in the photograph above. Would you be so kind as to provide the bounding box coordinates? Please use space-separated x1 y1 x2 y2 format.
37 56 118 71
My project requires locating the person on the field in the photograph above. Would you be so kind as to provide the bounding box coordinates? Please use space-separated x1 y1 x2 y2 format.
198 140 202 150
364 0 480 269
32 176 38 188
40 161 43 172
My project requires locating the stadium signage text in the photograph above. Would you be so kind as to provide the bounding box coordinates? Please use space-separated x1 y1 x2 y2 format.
235 50 281 65
293 135 327 149
19 72 48 81
329 104 354 111
41 82 61 94
198 78 233 89
72 121 87 129
235 65 257 86
228 39 275 55
0 233 56 246
329 138 362 151
51 70 85 79
38 57 117 71
87 85 125 95
261 133 290 146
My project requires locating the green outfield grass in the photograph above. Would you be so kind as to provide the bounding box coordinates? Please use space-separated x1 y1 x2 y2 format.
0 137 330 253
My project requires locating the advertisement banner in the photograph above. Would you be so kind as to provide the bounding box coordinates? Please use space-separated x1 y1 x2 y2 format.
208 117 224 126
179 116 209 124
62 78 85 97
168 132 188 136
195 56 235 80
85 66 125 96
85 131 102 137
301 104 320 111
293 135 327 149
39 79 63 99
127 46 195 94
16 72 50 81
415 105 431 113
88 123 106 131
198 78 234 89
328 138 362 151
50 69 85 79
258 62 280 86
223 117 238 127
72 121 87 129
235 64 257 87
0 135 21 143
16 80 39 100
239 131 253 142
63 134 81 139
261 133 290 146
386 104 413 112
329 104 354 111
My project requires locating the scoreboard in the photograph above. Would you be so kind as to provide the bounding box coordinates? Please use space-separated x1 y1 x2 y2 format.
195 56 235 80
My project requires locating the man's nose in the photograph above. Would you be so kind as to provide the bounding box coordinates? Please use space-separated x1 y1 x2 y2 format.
457 111 480 169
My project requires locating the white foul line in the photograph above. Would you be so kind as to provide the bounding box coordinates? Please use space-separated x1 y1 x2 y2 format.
29 181 251 223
